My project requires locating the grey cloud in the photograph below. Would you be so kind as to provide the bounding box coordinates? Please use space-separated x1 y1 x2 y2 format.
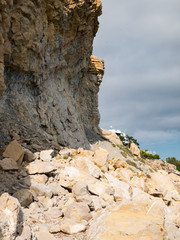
94 0 180 152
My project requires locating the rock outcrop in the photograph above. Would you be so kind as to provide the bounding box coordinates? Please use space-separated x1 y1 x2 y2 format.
0 0 104 150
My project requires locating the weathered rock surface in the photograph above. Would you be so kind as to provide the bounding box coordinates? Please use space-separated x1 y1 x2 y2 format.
87 199 167 240
100 128 123 146
0 193 22 240
13 189 33 207
130 142 141 157
3 140 24 164
0 158 18 170
0 0 104 150
26 161 56 174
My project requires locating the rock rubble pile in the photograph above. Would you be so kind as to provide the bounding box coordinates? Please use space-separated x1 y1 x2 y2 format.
0 138 180 239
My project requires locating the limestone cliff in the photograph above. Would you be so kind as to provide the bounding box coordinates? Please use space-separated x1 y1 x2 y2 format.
0 0 104 149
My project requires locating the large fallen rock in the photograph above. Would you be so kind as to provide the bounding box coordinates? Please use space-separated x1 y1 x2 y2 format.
13 189 33 207
60 218 87 235
26 161 56 174
87 198 166 240
74 156 102 179
3 140 24 165
100 128 122 145
0 193 22 240
130 143 141 157
146 171 179 200
92 147 109 172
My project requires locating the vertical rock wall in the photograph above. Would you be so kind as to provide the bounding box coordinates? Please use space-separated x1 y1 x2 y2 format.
0 0 104 149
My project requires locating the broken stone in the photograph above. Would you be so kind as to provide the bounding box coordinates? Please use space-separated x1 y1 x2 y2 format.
0 158 18 170
3 140 24 163
40 149 54 161
92 147 109 172
23 149 35 162
88 181 114 197
91 196 102 211
72 181 89 197
48 182 68 196
13 189 33 207
87 199 166 240
64 202 92 222
30 174 48 184
27 161 56 174
30 182 53 198
75 157 102 179
0 193 22 240
60 218 87 234
44 207 63 220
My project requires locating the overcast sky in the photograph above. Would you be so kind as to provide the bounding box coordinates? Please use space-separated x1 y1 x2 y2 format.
93 0 180 160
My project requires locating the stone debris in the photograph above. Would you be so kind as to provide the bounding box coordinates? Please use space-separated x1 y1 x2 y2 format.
0 193 22 240
26 161 56 175
40 150 54 162
3 140 24 164
23 149 35 163
0 139 180 239
130 142 141 157
0 158 19 170
13 189 33 207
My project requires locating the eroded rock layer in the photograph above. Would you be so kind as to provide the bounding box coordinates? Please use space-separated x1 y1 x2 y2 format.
0 0 104 149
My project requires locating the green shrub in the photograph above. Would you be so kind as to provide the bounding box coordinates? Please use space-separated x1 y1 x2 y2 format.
129 167 135 172
121 151 127 158
177 166 180 172
166 157 180 172
141 149 160 159
126 160 138 168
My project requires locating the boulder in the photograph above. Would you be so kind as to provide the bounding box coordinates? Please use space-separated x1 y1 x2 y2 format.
105 173 131 200
92 147 109 172
3 140 24 164
40 150 54 161
75 157 102 178
26 161 56 174
111 158 128 169
30 174 48 184
88 181 114 197
72 181 89 197
0 193 22 240
130 143 141 157
60 218 87 234
47 182 68 196
64 202 92 222
44 207 63 220
30 182 53 198
13 189 33 207
0 158 18 170
23 149 35 162
100 128 122 146
146 171 177 197
91 196 102 211
87 199 166 240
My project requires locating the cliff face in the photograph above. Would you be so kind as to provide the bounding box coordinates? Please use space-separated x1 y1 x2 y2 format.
0 0 104 149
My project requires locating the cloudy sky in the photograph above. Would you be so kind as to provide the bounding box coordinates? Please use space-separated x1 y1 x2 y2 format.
93 0 180 160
